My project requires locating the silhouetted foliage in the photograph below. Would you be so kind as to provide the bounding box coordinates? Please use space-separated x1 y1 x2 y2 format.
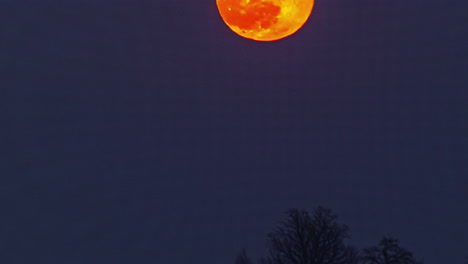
361 237 423 264
262 207 359 264
235 248 253 264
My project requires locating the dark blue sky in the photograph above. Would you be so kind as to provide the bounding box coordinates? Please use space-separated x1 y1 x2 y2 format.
2 0 467 263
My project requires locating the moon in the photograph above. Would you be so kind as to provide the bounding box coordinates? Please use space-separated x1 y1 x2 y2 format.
216 0 314 42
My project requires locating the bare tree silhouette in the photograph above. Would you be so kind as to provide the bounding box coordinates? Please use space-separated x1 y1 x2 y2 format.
235 248 253 264
361 237 423 264
262 207 359 264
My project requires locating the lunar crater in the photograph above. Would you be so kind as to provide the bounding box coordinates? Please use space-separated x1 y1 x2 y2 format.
217 0 314 41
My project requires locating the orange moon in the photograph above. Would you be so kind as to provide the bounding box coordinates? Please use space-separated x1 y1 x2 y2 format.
216 0 314 41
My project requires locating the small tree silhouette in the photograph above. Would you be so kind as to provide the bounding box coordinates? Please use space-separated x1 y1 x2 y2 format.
262 207 359 264
361 237 423 264
235 248 253 264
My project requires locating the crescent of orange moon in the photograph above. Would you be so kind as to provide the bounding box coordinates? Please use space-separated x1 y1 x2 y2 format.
216 0 315 41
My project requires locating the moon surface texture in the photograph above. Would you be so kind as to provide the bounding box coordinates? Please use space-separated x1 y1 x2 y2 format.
217 0 314 41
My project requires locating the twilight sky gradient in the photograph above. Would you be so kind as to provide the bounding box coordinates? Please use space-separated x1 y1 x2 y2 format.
1 0 467 263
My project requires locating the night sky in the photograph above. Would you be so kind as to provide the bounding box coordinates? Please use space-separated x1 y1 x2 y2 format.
2 0 467 263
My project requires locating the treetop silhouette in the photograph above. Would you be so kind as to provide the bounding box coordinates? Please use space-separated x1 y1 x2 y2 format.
235 207 427 264
262 207 359 264
361 237 423 264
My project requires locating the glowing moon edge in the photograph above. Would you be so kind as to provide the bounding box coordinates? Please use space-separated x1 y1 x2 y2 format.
216 0 315 41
